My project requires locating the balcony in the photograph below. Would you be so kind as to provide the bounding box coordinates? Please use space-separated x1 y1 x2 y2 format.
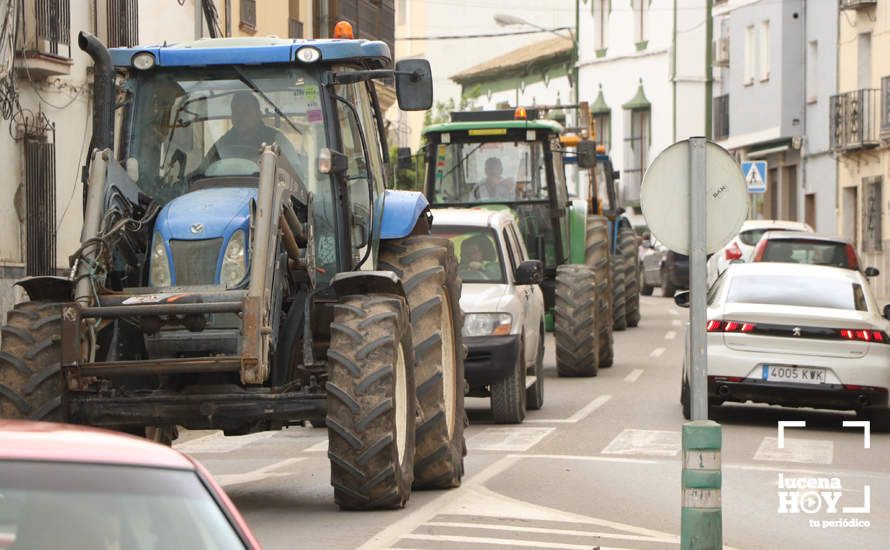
840 0 877 10
713 94 729 141
16 0 72 78
830 89 880 151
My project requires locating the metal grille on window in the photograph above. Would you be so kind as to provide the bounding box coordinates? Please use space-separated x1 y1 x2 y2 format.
106 0 138 48
881 76 890 135
34 0 70 57
863 177 882 253
622 109 649 203
23 120 57 276
240 0 257 28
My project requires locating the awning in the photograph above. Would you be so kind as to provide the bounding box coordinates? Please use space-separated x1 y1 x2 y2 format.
590 84 610 115
622 78 650 111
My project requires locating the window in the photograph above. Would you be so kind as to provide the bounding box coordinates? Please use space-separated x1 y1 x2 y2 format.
106 0 138 48
726 275 863 311
744 25 756 85
623 108 650 199
593 112 610 153
593 0 609 54
240 0 257 30
20 0 71 58
882 76 890 134
432 227 506 284
758 20 770 81
858 32 872 90
289 0 303 38
862 176 882 252
633 0 648 48
806 41 818 103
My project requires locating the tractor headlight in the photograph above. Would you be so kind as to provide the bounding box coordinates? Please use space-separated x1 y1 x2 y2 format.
220 230 247 287
462 313 512 337
150 233 172 287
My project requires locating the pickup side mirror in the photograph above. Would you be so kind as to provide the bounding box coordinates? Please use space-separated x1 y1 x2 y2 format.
865 266 880 278
576 139 597 169
394 59 432 111
674 290 690 308
515 259 544 285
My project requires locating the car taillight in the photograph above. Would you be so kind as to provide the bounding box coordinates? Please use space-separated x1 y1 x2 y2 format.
751 239 767 261
707 320 756 333
845 244 859 271
839 329 888 343
725 242 743 261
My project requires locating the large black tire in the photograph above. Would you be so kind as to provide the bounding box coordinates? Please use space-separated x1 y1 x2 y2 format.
0 302 63 420
525 326 544 410
379 235 466 490
554 264 598 377
326 294 416 510
491 339 526 424
586 216 614 369
619 225 641 328
641 268 654 296
611 254 627 331
662 266 677 298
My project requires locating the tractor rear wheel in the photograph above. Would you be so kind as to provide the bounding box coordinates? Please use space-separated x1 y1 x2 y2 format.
380 235 466 490
0 302 64 421
586 215 613 370
326 294 416 510
554 264 599 377
611 254 627 331
619 225 641 328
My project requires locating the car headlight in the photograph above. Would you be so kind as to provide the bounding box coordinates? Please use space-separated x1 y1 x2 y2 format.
220 230 247 287
149 233 172 287
463 313 512 337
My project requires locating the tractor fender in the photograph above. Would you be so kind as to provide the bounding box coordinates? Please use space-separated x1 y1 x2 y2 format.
331 270 406 298
14 276 74 302
379 189 430 239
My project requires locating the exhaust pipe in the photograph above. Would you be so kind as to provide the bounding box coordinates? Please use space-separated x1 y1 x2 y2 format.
78 32 114 154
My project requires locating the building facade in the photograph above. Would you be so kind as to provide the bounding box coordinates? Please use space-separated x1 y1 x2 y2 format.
835 0 890 297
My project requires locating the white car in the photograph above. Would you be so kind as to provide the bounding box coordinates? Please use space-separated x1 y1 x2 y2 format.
679 262 890 426
431 208 546 424
707 219 813 286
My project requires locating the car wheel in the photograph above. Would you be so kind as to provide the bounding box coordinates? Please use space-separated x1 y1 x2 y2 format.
526 327 544 410
641 269 654 296
661 267 677 298
491 340 526 424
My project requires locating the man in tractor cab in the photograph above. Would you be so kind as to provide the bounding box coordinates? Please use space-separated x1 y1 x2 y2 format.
473 157 516 201
199 91 302 175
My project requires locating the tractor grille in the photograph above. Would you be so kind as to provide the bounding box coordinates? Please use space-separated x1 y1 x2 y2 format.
170 238 222 285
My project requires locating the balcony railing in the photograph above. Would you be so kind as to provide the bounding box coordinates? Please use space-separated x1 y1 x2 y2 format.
19 0 70 58
830 89 880 151
713 94 729 141
840 0 877 11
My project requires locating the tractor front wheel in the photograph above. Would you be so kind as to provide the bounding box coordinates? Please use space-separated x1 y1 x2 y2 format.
611 254 627 331
619 225 641 328
554 264 599 377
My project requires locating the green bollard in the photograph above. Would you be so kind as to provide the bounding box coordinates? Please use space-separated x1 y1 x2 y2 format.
681 420 722 549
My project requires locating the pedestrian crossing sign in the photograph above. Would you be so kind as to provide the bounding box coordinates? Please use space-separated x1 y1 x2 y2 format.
741 161 767 194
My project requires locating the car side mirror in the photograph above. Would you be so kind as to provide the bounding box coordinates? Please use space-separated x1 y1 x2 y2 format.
576 140 597 169
865 266 880 278
884 304 890 321
395 59 433 111
515 260 544 285
674 290 690 308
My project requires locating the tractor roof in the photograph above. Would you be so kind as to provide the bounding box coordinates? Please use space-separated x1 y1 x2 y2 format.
423 119 563 136
110 37 390 69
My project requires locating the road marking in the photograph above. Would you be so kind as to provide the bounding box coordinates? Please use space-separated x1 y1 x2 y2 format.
668 309 679 316
174 430 278 454
624 369 644 382
753 436 833 465
400 533 635 549
304 439 328 452
664 330 677 340
602 429 680 457
649 347 666 358
526 395 611 424
215 457 305 487
467 427 554 452
672 319 683 326
422 521 680 544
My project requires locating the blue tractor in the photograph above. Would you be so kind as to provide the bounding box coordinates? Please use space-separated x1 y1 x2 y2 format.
0 30 467 510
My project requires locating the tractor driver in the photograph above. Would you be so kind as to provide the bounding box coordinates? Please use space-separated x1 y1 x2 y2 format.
200 91 302 176
473 157 516 201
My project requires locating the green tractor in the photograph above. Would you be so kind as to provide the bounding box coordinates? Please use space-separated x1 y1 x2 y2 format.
0 31 467 510
421 108 629 377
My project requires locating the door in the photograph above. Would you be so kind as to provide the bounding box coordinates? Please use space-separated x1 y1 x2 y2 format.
507 222 543 366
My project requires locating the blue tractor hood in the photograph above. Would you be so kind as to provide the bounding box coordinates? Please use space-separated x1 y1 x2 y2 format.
155 187 257 241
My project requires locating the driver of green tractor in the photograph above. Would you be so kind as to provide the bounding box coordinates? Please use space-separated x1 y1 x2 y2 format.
459 234 500 280
200 91 302 174
473 157 516 201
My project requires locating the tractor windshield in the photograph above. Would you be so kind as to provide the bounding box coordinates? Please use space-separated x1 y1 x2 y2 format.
430 141 547 204
125 66 325 204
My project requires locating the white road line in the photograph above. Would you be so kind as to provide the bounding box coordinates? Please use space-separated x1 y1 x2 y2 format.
467 427 554 452
664 330 677 340
216 457 305 487
668 309 679 316
174 430 278 454
671 319 683 326
304 439 328 452
753 436 834 465
423 521 680 544
526 395 612 424
399 533 598 549
649 347 666 358
624 369 644 382
601 429 680 457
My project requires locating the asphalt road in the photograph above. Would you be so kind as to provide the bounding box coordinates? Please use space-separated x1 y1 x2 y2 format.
176 295 890 549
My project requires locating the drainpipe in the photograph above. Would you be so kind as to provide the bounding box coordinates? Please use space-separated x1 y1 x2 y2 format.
800 0 807 225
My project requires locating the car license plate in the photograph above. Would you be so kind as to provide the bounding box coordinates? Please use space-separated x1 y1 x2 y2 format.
761 365 825 384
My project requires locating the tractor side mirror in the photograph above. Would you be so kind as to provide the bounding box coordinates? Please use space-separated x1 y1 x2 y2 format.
515 260 544 285
397 147 413 169
865 266 880 278
576 140 597 169
395 59 433 111
674 290 690 308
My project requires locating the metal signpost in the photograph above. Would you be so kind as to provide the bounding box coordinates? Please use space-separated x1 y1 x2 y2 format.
640 137 747 549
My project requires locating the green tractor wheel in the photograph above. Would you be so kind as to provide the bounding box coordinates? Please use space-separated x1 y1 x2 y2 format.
585 215 613 368
611 254 627 331
618 225 641 328
554 264 599 377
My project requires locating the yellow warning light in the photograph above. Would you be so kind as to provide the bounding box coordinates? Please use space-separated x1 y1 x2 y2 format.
514 106 527 120
596 145 606 154
333 21 354 39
